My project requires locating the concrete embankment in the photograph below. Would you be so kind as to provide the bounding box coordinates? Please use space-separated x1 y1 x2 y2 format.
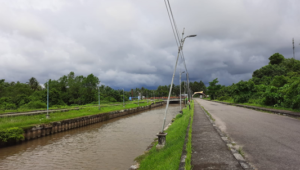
0 102 164 148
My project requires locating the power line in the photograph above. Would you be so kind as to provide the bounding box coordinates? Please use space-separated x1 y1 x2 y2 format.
164 0 189 74
164 0 180 47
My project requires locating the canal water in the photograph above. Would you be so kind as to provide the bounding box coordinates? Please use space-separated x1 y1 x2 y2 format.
0 104 181 170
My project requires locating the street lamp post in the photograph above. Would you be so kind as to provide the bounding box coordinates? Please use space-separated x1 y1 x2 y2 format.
137 91 139 106
154 91 155 103
98 83 101 110
123 88 125 108
161 33 196 133
180 71 185 113
46 80 50 119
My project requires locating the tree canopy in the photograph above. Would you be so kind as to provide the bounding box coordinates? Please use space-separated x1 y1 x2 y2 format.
207 53 300 109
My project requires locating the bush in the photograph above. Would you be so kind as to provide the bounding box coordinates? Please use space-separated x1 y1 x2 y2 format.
233 94 250 103
0 127 24 142
218 96 230 101
21 101 47 109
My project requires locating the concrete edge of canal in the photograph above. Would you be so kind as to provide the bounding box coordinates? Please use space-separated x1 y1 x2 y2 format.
0 102 165 148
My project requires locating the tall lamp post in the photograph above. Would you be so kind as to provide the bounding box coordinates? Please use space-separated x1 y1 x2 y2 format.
46 80 50 119
161 33 196 133
154 90 155 103
180 71 185 113
98 83 101 110
137 91 139 106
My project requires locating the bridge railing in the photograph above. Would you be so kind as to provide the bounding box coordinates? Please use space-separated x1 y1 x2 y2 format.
145 97 187 100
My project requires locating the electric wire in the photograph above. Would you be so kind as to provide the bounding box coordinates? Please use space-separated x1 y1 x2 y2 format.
164 0 180 47
164 0 189 74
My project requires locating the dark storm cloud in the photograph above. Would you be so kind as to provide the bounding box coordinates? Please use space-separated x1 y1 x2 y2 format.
1 0 300 89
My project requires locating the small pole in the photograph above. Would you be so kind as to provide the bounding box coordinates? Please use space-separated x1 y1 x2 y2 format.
180 71 182 112
123 88 125 107
98 85 100 110
46 80 50 119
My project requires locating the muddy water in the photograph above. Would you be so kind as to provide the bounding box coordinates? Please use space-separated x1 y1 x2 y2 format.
0 104 181 170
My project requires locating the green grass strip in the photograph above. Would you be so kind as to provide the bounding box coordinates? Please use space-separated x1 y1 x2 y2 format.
185 101 194 170
0 102 152 129
0 100 159 114
138 101 194 170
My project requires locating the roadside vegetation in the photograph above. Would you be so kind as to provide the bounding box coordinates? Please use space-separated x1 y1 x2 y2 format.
185 101 194 170
137 101 194 170
0 71 206 113
205 53 300 113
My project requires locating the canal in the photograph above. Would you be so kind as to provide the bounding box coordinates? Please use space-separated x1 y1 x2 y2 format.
0 104 180 170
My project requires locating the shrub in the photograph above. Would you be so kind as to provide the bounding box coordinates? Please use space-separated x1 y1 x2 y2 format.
218 96 230 101
0 127 24 142
233 94 250 103
22 101 47 109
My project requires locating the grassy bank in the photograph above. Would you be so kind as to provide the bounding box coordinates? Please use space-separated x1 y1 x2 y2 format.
0 102 153 130
137 101 194 170
0 99 159 114
185 101 194 170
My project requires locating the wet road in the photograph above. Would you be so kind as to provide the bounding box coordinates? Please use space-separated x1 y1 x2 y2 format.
0 104 180 170
197 99 300 170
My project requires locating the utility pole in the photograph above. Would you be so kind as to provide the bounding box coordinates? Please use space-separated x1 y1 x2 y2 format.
123 88 125 108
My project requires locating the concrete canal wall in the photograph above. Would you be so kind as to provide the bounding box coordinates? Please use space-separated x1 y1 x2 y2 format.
0 102 164 148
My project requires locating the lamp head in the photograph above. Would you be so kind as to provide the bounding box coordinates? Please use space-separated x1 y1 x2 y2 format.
187 35 197 38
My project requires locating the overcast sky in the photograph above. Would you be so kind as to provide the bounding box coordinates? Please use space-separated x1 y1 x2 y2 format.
1 0 300 90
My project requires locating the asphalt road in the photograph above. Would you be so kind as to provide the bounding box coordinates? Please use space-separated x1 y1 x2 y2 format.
197 99 300 170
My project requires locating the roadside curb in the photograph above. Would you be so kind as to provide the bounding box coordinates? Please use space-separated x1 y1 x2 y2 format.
204 100 300 118
197 101 255 170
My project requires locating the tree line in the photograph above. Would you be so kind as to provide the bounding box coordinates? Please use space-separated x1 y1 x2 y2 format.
206 53 300 109
0 71 207 110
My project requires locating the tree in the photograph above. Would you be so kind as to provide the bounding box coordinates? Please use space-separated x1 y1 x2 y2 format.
269 53 285 65
207 78 221 100
27 77 39 91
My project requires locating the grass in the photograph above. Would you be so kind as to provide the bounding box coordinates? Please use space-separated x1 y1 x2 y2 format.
201 106 215 121
137 101 194 170
185 101 194 170
0 102 153 129
0 99 162 114
238 147 245 158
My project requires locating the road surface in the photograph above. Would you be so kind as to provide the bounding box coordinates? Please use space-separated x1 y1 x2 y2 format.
197 99 300 170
